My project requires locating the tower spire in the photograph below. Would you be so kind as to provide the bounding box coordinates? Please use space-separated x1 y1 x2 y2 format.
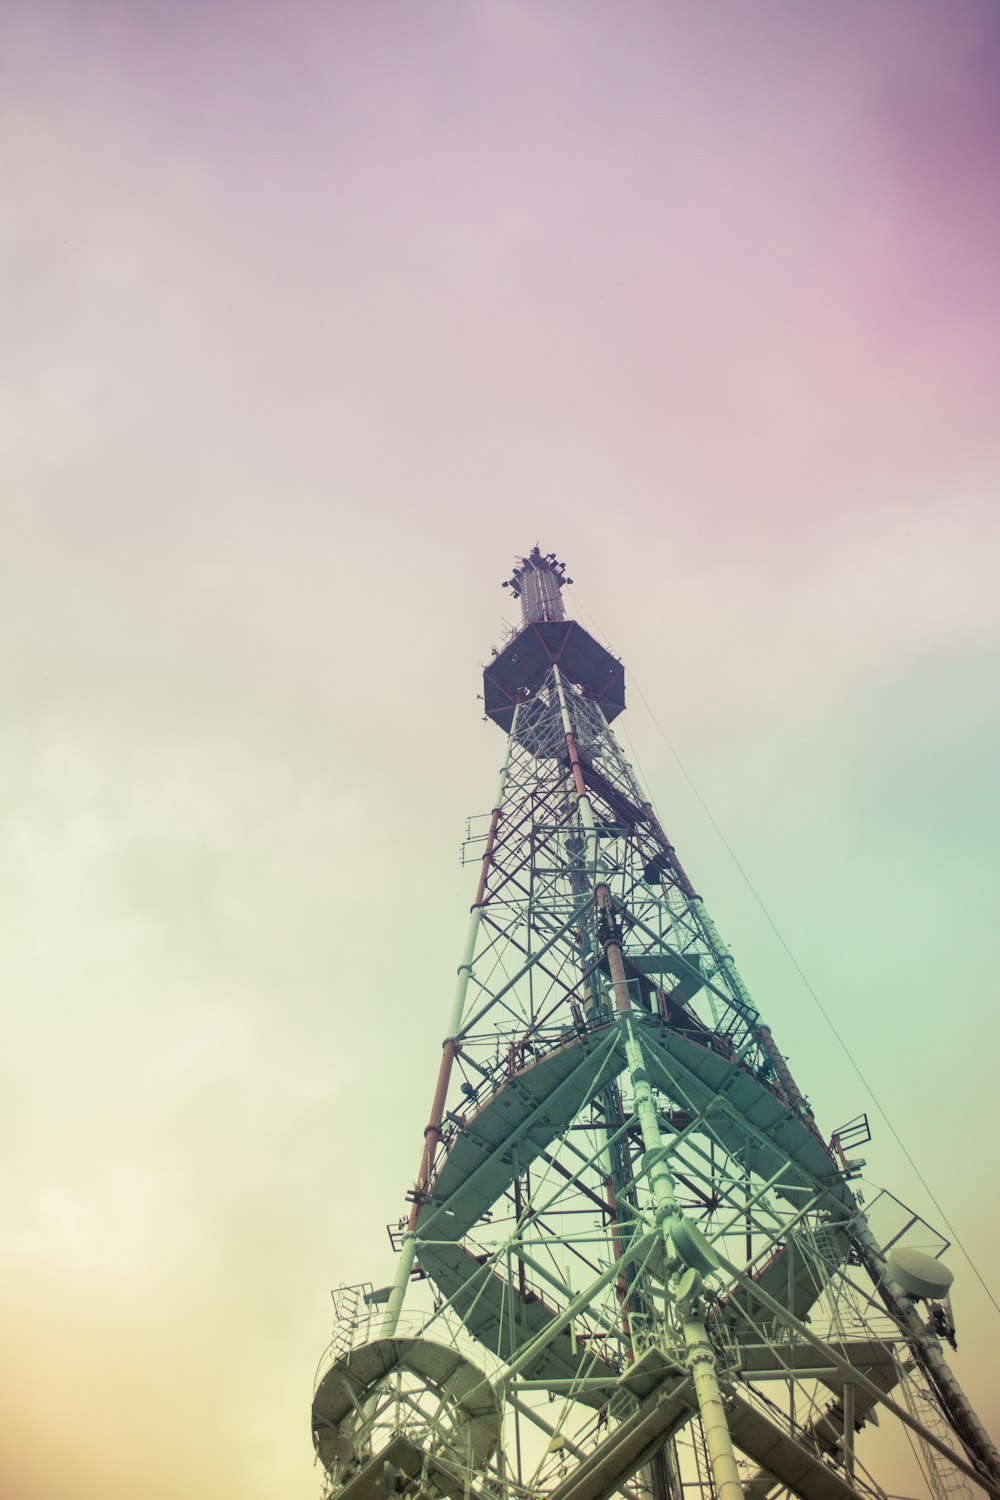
312 549 1000 1500
502 546 572 624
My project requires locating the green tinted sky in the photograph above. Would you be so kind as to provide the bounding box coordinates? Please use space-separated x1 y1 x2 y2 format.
3 3 999 1497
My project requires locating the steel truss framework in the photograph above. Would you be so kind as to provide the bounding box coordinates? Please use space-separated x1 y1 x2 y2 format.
313 550 1000 1500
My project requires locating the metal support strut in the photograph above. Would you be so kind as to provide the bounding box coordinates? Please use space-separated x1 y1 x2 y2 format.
599 882 744 1500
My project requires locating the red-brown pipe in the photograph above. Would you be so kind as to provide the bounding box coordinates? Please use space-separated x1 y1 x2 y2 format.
596 885 632 1015
641 801 699 901
406 804 504 1230
564 730 588 801
408 1039 460 1230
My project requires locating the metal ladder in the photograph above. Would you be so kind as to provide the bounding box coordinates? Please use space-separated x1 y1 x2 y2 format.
900 1365 974 1500
329 1282 373 1363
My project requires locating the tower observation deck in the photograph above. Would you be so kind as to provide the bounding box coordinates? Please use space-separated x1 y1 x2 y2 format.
312 548 1000 1500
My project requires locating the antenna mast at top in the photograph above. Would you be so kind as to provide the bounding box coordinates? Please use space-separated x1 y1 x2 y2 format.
503 546 573 624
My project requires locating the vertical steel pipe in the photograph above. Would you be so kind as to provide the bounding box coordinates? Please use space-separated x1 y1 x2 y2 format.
597 880 744 1496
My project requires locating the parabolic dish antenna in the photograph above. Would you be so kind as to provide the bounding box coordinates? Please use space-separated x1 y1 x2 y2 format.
887 1246 954 1301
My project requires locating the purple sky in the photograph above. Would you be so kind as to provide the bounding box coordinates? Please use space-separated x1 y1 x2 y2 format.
3 4 999 1498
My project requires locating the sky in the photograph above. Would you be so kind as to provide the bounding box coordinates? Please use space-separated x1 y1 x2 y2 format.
2 2 999 1497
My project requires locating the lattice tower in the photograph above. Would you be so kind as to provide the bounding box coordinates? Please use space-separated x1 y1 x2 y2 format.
311 548 1000 1500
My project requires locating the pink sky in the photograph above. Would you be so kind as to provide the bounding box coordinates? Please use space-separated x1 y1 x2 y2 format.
2 4 999 1498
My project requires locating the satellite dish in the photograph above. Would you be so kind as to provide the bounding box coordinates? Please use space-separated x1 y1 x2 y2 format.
676 1267 703 1303
671 1218 719 1275
887 1247 954 1301
331 1436 354 1463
